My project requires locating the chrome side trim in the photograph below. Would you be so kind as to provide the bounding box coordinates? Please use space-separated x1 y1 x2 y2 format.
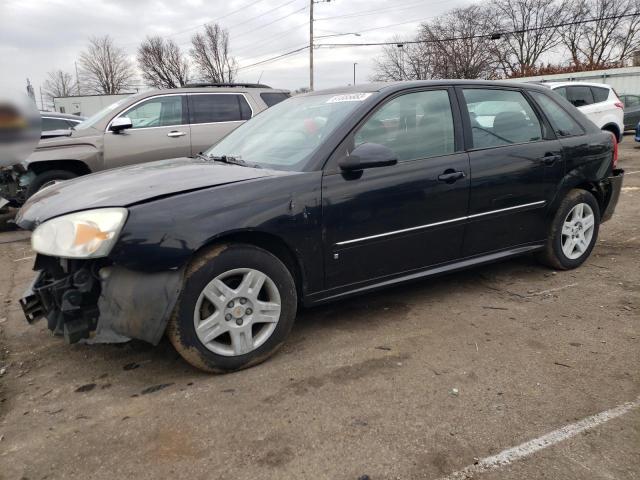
335 216 466 246
467 200 546 219
335 200 546 247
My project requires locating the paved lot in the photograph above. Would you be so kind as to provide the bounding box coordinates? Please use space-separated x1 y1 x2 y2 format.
0 140 638 480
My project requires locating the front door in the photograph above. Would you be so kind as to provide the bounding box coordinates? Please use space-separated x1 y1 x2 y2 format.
322 88 470 290
458 87 564 256
103 94 191 169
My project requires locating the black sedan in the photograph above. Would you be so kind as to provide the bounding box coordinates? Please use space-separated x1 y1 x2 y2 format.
16 80 624 372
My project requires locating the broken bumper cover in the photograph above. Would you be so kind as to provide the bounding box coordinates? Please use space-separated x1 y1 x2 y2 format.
601 168 624 223
20 257 184 345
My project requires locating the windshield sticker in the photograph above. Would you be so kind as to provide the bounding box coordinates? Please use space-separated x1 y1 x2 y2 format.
326 93 372 103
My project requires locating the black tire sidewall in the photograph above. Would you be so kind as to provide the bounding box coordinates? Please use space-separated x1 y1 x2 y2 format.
27 170 77 198
173 244 297 372
551 190 600 269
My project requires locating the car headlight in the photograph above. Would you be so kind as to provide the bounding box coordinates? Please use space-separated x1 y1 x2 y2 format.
31 208 128 259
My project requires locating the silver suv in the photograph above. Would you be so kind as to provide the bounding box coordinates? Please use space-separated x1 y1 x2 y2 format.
15 84 289 197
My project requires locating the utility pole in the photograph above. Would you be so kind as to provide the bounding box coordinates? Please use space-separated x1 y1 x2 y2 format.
353 62 357 85
309 0 313 91
310 0 331 91
75 61 81 95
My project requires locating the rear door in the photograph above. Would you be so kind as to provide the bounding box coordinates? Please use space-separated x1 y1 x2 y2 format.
103 94 191 168
562 86 602 124
458 86 563 256
188 93 252 155
322 88 470 288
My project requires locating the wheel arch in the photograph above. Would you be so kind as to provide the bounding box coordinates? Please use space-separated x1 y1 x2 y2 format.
601 122 621 142
27 159 92 176
568 182 606 216
191 230 307 301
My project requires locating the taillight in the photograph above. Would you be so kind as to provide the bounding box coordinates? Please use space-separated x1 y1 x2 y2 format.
614 101 624 109
610 132 618 168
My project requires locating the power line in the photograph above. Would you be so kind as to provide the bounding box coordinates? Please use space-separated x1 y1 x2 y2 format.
236 45 309 71
317 12 640 47
315 0 448 21
233 5 308 41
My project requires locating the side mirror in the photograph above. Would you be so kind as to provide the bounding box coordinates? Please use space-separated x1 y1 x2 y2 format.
109 117 132 133
339 142 398 171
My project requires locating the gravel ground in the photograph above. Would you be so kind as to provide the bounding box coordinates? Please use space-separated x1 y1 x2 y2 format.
0 139 638 480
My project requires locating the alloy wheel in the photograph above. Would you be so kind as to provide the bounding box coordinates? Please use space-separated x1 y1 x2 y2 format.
193 268 282 356
561 202 595 260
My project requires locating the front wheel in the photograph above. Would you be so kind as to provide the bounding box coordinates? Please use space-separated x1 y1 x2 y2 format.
537 189 600 270
166 244 297 373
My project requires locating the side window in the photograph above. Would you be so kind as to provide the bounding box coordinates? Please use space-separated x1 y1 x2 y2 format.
189 94 251 124
119 95 183 129
353 90 455 161
565 86 594 107
42 118 73 130
260 92 290 107
591 86 609 103
462 88 543 148
530 91 584 137
554 87 567 99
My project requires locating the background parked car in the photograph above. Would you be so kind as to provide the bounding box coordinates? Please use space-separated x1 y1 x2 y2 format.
619 94 640 130
40 112 85 139
542 82 624 142
10 83 289 199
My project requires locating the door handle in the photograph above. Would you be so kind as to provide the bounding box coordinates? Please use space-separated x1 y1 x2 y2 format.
437 169 465 183
167 131 186 138
539 154 561 165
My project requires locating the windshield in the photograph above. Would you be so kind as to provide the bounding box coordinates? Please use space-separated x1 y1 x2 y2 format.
206 93 371 171
74 97 132 130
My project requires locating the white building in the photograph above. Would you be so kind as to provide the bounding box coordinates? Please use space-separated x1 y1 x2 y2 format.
53 93 136 117
511 67 640 94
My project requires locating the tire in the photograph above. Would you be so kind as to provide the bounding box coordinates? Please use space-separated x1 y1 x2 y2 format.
26 170 77 198
166 244 298 373
537 189 600 270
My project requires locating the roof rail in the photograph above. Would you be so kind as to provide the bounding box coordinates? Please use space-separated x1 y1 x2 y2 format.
184 83 272 89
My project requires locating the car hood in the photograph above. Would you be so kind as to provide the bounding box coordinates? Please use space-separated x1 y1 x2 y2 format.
16 157 282 229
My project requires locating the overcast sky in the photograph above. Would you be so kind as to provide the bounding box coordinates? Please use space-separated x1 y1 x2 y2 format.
0 0 475 104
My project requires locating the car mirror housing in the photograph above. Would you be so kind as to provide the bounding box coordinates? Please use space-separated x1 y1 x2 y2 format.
339 142 398 171
109 117 132 133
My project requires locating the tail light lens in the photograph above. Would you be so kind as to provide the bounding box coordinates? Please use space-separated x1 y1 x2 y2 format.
614 101 624 109
610 132 618 168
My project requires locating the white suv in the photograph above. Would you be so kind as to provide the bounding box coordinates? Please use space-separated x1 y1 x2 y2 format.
543 82 624 142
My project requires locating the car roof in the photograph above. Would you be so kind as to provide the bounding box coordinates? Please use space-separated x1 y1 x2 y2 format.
305 79 553 96
542 81 612 89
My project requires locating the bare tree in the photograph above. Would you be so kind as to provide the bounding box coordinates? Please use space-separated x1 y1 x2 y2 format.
420 5 501 79
78 36 135 94
42 70 77 100
190 24 237 83
561 0 640 67
138 36 190 88
371 37 434 81
490 0 569 77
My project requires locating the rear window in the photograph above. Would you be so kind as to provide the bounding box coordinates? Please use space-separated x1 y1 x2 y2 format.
189 94 252 124
260 92 290 107
591 86 609 103
564 86 594 107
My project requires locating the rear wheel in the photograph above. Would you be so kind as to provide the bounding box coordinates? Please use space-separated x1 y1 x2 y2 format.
166 244 297 373
537 189 600 270
26 170 77 198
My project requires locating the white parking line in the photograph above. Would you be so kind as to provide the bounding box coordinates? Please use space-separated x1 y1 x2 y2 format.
437 397 640 480
623 170 640 175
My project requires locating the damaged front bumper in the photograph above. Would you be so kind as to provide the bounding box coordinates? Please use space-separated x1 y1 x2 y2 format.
20 255 184 345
